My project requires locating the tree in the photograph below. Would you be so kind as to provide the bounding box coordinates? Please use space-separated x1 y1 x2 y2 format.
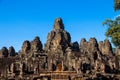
114 0 120 11
103 0 120 47
103 17 120 47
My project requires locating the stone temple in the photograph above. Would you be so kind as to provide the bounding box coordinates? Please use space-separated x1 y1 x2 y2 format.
0 18 120 80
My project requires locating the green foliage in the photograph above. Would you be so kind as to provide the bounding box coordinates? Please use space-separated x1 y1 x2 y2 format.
114 0 120 11
103 18 120 47
103 0 120 47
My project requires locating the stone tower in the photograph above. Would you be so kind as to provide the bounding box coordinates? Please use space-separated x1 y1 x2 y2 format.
44 18 72 71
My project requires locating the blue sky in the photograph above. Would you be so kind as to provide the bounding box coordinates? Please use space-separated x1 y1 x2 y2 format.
0 0 119 51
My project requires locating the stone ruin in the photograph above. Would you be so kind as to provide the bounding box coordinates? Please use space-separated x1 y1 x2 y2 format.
0 18 120 80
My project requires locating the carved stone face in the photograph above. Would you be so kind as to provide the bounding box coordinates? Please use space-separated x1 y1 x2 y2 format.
22 40 30 54
54 18 64 30
55 18 62 23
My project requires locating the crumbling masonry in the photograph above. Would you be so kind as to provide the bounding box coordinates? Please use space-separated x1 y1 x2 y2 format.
0 18 120 80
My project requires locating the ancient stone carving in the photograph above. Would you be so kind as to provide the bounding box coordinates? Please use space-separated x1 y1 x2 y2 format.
99 39 113 55
31 36 43 52
21 40 31 54
54 18 64 30
0 18 119 80
1 47 9 57
8 46 16 56
44 18 71 54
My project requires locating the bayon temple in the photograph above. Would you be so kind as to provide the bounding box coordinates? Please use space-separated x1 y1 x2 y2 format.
0 18 120 80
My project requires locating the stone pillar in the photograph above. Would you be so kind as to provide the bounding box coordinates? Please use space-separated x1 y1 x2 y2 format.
116 47 120 70
19 63 23 78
